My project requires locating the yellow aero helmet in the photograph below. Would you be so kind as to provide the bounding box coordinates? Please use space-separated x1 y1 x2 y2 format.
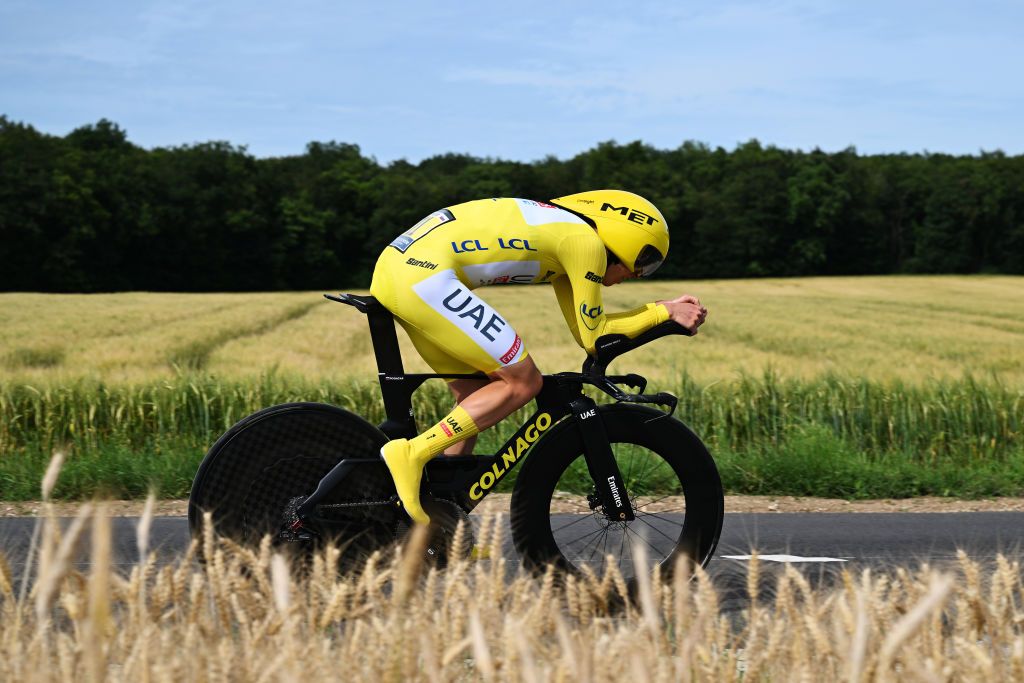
550 189 669 276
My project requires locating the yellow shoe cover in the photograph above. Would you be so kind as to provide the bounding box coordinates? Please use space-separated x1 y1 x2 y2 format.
381 439 431 525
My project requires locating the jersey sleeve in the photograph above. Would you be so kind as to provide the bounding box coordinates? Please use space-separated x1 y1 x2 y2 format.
553 233 669 354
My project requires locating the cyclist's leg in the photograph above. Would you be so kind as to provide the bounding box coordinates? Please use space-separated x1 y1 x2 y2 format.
396 266 543 421
401 331 541 455
457 356 542 427
395 322 487 455
378 268 543 521
445 378 488 454
395 296 543 449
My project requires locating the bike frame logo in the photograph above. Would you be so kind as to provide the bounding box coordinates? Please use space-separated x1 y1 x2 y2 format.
469 412 553 500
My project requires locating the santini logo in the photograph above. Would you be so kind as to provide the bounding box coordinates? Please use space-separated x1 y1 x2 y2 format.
584 271 603 284
406 257 437 270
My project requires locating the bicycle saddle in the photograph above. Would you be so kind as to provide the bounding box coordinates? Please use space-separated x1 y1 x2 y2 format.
325 293 385 314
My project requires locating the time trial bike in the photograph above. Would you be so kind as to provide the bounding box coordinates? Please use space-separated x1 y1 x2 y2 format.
188 293 724 580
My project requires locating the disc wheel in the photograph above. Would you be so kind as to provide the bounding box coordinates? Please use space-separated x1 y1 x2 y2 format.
510 404 723 580
188 402 388 546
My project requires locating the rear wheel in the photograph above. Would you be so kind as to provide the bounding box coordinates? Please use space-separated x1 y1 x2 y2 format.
188 403 389 545
511 404 723 580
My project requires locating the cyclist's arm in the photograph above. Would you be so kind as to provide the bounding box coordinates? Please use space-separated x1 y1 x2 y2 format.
551 276 585 348
553 233 669 355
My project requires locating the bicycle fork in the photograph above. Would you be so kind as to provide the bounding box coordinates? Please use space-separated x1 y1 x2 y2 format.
569 397 634 522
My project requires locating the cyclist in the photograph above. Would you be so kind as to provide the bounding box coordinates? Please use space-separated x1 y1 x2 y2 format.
370 190 707 524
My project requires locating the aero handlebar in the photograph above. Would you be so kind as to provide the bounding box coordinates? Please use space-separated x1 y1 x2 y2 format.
582 320 693 377
567 320 693 414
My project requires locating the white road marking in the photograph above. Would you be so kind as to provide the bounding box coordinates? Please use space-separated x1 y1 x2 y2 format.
722 554 849 563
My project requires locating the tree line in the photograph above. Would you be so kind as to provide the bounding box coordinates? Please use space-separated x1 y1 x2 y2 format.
1 117 1021 292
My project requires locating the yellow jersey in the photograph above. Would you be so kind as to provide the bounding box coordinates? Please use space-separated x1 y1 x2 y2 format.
370 198 669 374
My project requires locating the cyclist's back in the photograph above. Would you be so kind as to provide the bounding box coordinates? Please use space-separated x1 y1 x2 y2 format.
371 197 667 370
375 197 592 286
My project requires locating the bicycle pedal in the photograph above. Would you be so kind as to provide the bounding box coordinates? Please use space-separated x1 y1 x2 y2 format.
470 545 491 560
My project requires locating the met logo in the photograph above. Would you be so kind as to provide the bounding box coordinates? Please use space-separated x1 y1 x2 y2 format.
600 203 659 226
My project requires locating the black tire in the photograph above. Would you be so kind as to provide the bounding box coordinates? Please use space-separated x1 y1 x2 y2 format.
188 402 389 545
510 404 723 580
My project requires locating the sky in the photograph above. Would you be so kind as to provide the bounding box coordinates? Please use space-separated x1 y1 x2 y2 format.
1 0 1021 162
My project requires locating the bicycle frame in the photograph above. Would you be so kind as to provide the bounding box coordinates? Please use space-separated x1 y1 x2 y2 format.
307 293 640 521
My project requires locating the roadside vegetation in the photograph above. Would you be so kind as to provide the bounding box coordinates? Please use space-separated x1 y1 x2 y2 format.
1 496 1022 681
0 277 1021 500
0 372 1021 500
4 118 1024 295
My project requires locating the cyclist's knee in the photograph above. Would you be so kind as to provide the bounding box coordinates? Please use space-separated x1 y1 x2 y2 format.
494 357 542 407
448 378 488 403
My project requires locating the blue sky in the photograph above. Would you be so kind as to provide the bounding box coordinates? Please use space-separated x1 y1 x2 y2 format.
2 0 1021 161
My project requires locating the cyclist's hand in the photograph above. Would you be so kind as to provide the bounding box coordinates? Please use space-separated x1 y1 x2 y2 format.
658 295 707 334
659 296 708 333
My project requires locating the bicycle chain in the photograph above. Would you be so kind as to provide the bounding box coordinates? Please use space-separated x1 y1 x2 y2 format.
317 496 398 510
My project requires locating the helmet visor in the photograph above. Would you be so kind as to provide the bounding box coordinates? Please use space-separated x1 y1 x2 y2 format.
633 244 665 277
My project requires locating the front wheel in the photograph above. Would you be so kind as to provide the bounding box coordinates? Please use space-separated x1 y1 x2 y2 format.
510 404 723 580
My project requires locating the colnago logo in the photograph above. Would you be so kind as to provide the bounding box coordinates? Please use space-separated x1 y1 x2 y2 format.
406 257 438 270
469 413 553 500
584 271 603 284
601 203 659 226
607 476 623 508
500 335 522 364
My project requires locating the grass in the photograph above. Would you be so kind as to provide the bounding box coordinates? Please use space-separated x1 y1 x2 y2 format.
1 276 1022 385
0 373 1020 500
2 491 1023 680
0 276 1021 500
165 300 318 371
2 346 65 370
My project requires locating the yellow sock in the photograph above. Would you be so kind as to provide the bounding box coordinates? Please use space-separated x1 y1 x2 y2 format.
410 405 480 459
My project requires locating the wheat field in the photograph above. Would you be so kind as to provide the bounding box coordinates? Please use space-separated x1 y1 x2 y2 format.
2 501 1022 682
1 276 1022 500
2 276 1022 385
